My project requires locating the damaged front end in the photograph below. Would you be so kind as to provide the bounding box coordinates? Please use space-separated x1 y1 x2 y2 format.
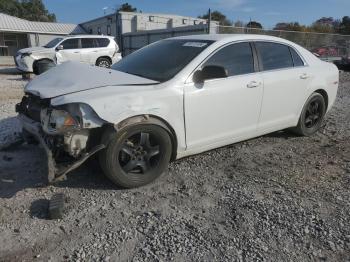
16 94 107 183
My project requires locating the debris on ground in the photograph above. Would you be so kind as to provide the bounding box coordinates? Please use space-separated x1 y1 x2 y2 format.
0 69 349 261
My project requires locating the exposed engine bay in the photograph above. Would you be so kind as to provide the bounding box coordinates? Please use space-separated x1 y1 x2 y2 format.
16 94 107 183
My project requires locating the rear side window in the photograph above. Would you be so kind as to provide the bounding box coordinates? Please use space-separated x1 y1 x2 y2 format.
290 47 305 67
256 42 293 71
96 38 110 47
203 42 255 76
81 38 95 48
61 38 79 49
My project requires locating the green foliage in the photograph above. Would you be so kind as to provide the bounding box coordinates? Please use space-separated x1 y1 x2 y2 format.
0 0 56 22
274 22 307 31
339 16 350 35
274 17 350 35
199 10 232 26
246 21 263 29
117 2 137 12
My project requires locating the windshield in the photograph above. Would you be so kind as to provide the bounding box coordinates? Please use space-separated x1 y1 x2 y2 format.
112 39 214 82
44 38 64 48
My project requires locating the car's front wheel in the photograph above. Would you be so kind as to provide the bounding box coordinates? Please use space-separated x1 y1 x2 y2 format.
99 124 172 188
292 92 326 136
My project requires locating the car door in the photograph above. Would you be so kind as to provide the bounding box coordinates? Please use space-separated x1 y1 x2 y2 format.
184 42 264 150
79 38 98 65
56 38 81 64
254 42 312 132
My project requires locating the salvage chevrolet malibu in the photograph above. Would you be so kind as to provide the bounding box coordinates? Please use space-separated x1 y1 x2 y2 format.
16 34 339 188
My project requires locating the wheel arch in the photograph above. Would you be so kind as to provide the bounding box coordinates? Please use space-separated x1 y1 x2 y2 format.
32 58 55 74
314 89 329 111
106 114 178 161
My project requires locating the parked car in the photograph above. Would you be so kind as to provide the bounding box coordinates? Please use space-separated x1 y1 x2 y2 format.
16 34 339 188
334 55 350 69
312 46 343 64
14 35 122 74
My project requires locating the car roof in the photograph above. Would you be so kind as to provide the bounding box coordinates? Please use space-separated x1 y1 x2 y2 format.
64 35 115 39
171 34 295 45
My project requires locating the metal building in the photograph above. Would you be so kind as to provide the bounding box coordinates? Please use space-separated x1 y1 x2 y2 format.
80 11 209 45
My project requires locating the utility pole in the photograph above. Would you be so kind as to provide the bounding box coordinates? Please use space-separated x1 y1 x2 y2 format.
208 8 211 34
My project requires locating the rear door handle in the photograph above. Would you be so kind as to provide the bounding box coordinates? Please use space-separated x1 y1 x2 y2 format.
300 73 309 79
74 51 80 54
247 81 261 88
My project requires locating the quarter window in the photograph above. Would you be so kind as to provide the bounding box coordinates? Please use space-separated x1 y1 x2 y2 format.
256 42 293 71
96 38 110 47
203 42 255 77
290 47 304 67
61 38 79 49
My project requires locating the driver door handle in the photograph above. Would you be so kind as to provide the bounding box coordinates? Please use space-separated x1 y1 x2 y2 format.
247 81 261 88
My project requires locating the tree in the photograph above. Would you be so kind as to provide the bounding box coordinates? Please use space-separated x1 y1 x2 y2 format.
0 0 56 22
117 2 137 12
246 21 263 29
233 20 244 27
339 16 350 35
0 0 22 18
198 10 232 26
309 17 337 33
274 22 306 31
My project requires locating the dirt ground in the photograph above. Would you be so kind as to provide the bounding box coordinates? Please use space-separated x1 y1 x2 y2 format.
0 69 349 261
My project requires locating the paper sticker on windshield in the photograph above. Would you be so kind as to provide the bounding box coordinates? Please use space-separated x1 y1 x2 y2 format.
183 42 207 48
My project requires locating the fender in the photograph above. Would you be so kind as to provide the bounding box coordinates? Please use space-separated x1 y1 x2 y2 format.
109 114 178 161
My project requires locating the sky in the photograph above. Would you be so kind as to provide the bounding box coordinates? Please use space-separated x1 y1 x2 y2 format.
43 0 350 28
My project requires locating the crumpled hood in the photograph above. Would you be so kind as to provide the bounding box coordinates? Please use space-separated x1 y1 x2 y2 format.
25 61 159 99
18 46 52 54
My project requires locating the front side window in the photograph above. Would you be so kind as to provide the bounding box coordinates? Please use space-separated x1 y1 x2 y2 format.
256 42 293 71
61 38 79 50
112 39 214 82
203 42 255 77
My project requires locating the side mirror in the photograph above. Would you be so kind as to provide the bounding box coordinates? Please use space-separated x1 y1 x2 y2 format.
56 45 64 51
193 65 228 84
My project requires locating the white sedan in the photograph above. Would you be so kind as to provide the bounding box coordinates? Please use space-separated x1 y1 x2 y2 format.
17 34 339 188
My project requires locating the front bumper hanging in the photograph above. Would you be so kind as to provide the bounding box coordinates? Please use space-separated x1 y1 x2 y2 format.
19 114 105 184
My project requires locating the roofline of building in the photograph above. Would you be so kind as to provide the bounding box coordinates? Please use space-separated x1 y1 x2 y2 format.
80 11 207 25
0 28 76 35
0 12 81 28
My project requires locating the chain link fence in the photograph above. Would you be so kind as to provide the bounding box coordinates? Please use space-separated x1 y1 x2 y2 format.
217 26 350 62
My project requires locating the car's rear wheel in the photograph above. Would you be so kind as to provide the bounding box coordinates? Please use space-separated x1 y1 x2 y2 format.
96 57 111 68
292 92 326 136
99 124 172 188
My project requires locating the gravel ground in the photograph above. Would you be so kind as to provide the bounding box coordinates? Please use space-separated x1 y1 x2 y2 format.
0 69 349 261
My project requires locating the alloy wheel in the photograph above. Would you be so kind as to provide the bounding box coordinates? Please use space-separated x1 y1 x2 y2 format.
118 132 160 174
98 60 110 68
304 99 323 128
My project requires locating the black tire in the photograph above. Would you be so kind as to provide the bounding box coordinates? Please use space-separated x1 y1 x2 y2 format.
99 124 172 188
292 92 326 136
96 57 111 68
